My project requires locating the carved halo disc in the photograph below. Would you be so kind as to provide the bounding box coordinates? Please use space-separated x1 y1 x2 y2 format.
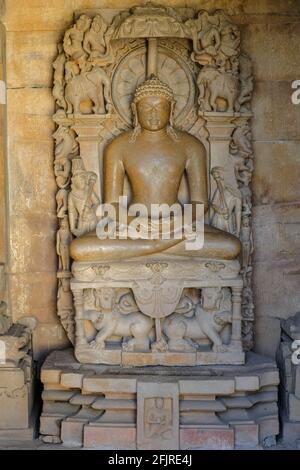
111 43 196 126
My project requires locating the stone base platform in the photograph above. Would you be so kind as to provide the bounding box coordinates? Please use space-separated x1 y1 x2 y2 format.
0 356 36 441
76 345 245 367
40 349 280 450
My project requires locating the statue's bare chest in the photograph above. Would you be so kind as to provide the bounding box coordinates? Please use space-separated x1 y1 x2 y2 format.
123 140 186 183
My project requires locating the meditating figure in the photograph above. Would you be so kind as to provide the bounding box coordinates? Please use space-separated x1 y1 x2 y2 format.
71 75 241 262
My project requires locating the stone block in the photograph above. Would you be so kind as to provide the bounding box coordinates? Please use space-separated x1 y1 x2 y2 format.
122 351 196 367
9 273 58 323
40 368 62 385
60 373 84 389
289 394 300 421
82 377 137 394
252 81 300 142
39 415 62 437
259 370 280 387
8 214 57 274
196 351 245 365
137 382 179 450
61 420 84 447
75 346 121 365
0 368 29 429
295 366 300 399
8 113 54 143
252 204 300 262
252 142 300 205
3 0 74 32
7 140 56 216
32 323 70 362
233 423 259 447
257 417 279 441
83 424 136 450
180 427 234 450
235 376 259 392
6 31 62 88
6 88 55 116
179 378 235 396
241 22 300 81
281 417 300 446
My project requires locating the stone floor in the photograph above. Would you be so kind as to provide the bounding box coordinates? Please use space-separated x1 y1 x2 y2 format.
0 438 298 450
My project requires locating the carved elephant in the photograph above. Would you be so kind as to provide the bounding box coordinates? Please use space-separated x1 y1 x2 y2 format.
65 66 111 114
197 66 239 112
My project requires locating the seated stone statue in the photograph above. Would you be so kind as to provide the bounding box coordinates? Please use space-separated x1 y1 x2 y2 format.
71 75 241 262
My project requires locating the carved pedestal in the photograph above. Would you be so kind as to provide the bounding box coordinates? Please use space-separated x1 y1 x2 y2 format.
0 321 36 440
277 313 300 446
40 349 279 449
71 257 244 367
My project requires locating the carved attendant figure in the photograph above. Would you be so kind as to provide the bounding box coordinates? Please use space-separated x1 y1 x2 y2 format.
56 217 72 272
83 15 107 59
63 14 91 62
211 166 242 237
68 159 99 237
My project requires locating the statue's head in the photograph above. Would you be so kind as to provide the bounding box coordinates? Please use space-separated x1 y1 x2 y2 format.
242 215 250 227
76 15 92 32
95 288 115 310
211 166 224 181
155 397 164 409
131 75 178 141
92 15 104 33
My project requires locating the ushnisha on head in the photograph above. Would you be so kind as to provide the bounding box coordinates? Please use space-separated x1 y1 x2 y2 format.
130 75 178 142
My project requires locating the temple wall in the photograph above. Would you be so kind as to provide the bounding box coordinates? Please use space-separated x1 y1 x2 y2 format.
0 0 299 360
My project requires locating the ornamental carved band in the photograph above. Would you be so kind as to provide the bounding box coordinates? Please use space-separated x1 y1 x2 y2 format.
53 5 254 363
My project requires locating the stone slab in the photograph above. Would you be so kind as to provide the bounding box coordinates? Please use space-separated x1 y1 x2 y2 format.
39 415 62 437
60 373 84 389
75 347 121 365
235 376 259 391
137 381 179 450
233 423 259 447
179 378 235 395
0 427 34 441
83 376 136 394
0 369 29 429
196 351 245 365
289 394 300 421
281 418 300 446
61 420 84 448
83 425 136 450
180 427 234 450
295 366 300 399
123 351 196 367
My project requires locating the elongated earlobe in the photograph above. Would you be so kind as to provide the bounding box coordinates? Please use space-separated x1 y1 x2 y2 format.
169 101 176 127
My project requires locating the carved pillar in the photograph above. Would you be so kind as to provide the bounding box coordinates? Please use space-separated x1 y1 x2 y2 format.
72 116 108 201
72 287 87 347
203 112 236 167
0 25 7 319
147 38 158 77
230 286 243 351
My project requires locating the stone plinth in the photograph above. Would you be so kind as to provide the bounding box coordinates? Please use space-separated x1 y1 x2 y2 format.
40 349 279 449
0 358 35 440
277 312 300 446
